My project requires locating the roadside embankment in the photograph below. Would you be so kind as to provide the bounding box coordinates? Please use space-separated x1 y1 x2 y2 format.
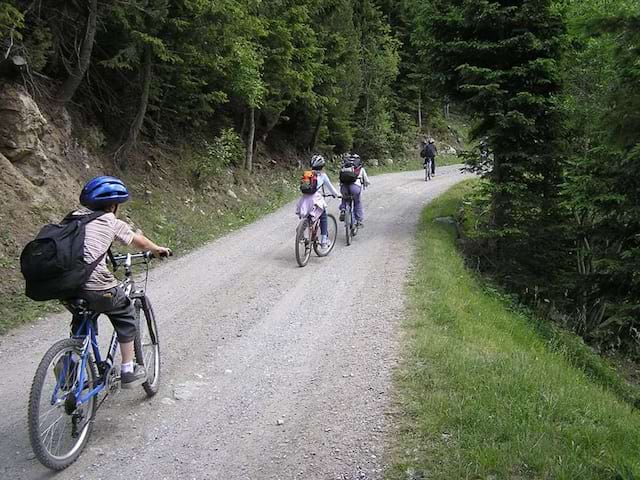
390 180 640 479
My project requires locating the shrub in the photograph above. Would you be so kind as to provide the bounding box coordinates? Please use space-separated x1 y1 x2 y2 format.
192 128 244 183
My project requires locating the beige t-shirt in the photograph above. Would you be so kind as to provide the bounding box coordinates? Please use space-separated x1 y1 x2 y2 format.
72 208 135 291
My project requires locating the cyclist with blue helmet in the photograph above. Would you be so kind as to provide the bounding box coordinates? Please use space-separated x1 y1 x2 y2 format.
69 176 171 387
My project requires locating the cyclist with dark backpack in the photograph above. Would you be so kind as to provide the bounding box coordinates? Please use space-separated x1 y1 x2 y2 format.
339 153 370 227
420 138 438 176
21 176 170 388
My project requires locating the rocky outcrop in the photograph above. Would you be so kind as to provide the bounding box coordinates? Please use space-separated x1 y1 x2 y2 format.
0 84 49 185
0 82 110 262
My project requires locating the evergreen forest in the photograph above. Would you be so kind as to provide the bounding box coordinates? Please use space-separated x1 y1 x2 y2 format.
1 0 640 358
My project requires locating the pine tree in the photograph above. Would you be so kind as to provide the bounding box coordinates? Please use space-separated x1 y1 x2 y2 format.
415 0 566 278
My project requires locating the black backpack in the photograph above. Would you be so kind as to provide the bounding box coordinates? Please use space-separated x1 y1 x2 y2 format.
20 211 107 301
339 159 361 184
420 143 429 158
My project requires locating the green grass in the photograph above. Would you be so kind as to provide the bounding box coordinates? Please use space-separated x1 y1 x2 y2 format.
122 170 299 256
389 180 640 480
363 153 461 176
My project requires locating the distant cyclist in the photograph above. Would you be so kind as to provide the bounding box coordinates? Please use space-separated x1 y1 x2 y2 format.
339 153 370 227
421 138 438 176
295 154 340 247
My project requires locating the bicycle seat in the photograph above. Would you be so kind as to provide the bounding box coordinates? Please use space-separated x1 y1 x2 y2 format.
64 298 91 314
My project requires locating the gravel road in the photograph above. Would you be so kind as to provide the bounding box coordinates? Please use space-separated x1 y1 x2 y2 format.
0 166 470 480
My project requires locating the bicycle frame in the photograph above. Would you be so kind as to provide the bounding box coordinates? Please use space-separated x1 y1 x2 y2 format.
52 313 118 407
54 253 145 408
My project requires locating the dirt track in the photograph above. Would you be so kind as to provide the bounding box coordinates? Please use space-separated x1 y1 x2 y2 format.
0 166 470 480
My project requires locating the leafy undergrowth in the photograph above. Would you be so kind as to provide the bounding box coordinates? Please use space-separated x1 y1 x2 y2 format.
389 180 640 480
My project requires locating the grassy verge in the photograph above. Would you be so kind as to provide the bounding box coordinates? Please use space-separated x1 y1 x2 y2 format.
364 153 461 176
123 169 299 256
390 180 640 479
0 167 299 335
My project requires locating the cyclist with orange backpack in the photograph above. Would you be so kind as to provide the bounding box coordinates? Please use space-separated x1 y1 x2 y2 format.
295 154 340 247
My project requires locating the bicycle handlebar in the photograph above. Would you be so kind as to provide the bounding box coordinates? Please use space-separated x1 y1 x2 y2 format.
111 250 173 267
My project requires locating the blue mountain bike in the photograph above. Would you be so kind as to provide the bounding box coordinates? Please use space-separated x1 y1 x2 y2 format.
27 251 166 470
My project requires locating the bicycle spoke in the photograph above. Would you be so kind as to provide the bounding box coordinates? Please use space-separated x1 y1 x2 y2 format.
39 402 64 426
41 412 65 436
53 418 66 456
43 415 63 452
145 349 153 369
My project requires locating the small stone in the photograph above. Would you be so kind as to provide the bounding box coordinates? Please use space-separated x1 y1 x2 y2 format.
173 385 193 401
276 419 284 426
90 447 105 456
161 397 176 405
227 189 238 200
224 369 233 374
434 216 457 225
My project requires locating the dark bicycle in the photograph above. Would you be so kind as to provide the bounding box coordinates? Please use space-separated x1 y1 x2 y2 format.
27 251 167 470
424 158 433 181
342 193 360 246
295 194 338 267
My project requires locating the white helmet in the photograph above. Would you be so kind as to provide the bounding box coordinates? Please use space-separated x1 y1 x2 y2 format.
310 154 325 169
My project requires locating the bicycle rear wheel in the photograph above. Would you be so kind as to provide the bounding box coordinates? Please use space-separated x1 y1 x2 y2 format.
28 338 97 470
314 214 337 257
134 296 160 397
345 204 352 246
295 218 312 267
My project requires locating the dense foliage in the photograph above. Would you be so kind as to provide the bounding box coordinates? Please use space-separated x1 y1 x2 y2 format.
3 0 640 354
407 0 640 354
0 0 422 167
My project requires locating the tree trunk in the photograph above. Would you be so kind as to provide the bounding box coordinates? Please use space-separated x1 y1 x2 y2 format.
309 112 323 151
56 0 98 104
244 106 255 172
116 45 152 170
418 92 423 129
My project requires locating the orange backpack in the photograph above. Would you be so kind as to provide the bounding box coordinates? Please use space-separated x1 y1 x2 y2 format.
299 170 319 194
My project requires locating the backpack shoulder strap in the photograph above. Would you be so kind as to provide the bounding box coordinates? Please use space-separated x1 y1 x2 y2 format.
62 210 108 225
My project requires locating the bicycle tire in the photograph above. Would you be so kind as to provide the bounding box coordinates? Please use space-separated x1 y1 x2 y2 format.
314 214 337 257
134 296 161 397
295 218 312 267
345 204 352 246
28 338 97 471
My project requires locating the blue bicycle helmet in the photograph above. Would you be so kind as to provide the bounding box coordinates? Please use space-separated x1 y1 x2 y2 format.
80 176 130 210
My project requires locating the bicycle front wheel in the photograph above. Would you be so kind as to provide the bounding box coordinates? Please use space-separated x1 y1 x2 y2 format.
28 338 97 471
295 218 312 267
314 214 337 257
134 296 161 397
